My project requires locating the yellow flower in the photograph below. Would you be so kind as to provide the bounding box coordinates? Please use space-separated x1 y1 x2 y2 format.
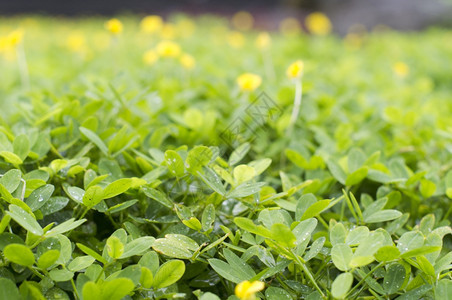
143 50 158 65
105 18 123 35
286 60 304 80
237 73 262 92
305 12 332 36
279 18 302 36
393 62 409 77
7 29 24 47
141 15 163 34
235 280 265 300
156 40 181 57
180 53 195 70
227 31 245 49
66 32 86 53
255 32 271 50
231 11 254 31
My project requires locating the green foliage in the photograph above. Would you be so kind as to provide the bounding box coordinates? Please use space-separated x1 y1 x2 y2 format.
0 14 451 300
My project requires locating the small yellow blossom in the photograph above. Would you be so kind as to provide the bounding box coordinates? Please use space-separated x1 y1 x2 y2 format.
305 12 332 36
237 73 262 92
160 23 176 39
393 62 409 77
156 40 181 57
227 31 245 49
141 15 163 34
235 280 265 300
255 32 271 50
286 60 304 80
231 11 254 31
143 50 158 65
66 32 86 53
105 18 123 35
180 53 195 70
279 18 302 36
8 29 24 47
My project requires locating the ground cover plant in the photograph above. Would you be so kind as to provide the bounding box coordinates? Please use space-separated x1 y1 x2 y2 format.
0 12 452 299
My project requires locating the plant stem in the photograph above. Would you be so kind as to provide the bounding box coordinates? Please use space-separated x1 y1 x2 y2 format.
288 79 303 134
347 262 384 298
290 249 326 298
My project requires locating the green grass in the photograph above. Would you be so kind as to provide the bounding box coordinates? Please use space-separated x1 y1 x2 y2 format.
0 15 452 299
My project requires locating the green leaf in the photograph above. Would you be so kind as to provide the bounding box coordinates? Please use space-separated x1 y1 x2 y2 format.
40 196 69 216
234 217 272 239
345 226 369 246
0 151 23 165
79 127 108 156
101 278 135 300
196 167 226 196
120 236 155 259
140 267 153 289
186 146 212 174
164 150 185 177
103 178 135 199
152 260 185 289
83 185 104 207
0 278 21 300
76 243 108 264
330 223 348 246
331 243 353 271
374 245 400 262
296 194 317 221
435 279 452 300
37 249 60 269
142 186 173 208
228 182 265 198
13 134 30 161
44 218 86 237
201 204 215 232
301 199 330 220
270 223 296 248
182 217 202 231
397 232 424 253
364 210 402 223
345 166 368 186
304 236 326 262
0 169 22 193
420 179 436 198
354 232 385 257
108 199 138 214
248 158 272 175
152 237 193 259
229 143 251 166
6 204 43 236
332 272 353 299
292 218 317 246
82 282 102 300
383 263 405 294
265 286 292 300
327 159 346 185
4 243 35 266
106 236 124 259
400 246 441 259
233 164 256 185
68 255 95 272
